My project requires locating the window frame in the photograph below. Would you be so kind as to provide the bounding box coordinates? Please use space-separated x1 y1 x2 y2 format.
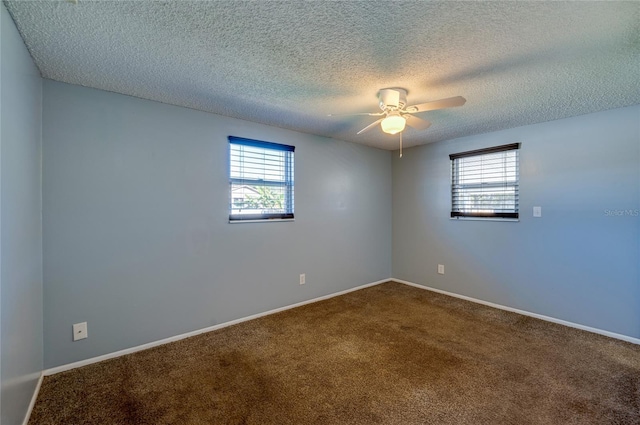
228 136 295 223
450 143 520 220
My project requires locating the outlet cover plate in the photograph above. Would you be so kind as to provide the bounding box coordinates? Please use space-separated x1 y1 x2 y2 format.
73 322 88 341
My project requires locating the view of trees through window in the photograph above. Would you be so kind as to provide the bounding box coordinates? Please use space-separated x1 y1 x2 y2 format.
231 185 285 213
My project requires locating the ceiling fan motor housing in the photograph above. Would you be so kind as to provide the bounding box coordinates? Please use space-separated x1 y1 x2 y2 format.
379 88 407 111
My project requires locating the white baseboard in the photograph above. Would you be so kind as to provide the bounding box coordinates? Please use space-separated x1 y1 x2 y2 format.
393 278 640 345
22 372 44 425
43 278 391 376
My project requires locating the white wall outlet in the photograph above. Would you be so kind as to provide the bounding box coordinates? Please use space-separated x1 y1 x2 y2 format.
533 206 542 217
438 264 445 275
299 273 306 285
73 322 88 341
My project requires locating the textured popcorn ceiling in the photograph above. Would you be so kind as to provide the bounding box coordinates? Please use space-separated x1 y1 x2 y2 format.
5 1 640 150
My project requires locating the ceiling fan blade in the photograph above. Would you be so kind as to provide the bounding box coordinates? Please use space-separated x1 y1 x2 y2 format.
328 111 385 117
357 118 384 135
404 114 432 130
405 96 466 113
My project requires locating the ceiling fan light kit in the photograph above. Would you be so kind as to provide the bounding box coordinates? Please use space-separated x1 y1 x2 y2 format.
331 88 466 156
380 112 406 135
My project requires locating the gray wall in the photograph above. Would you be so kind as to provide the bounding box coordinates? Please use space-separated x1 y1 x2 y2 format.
1 4 43 425
393 105 640 339
42 80 392 368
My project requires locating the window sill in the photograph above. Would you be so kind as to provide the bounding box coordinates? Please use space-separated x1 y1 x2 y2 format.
229 219 295 224
450 217 519 222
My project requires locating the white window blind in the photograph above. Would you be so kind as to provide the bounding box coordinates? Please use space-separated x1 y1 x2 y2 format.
229 136 294 222
450 143 520 219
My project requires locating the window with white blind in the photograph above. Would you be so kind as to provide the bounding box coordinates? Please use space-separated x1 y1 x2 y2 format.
450 143 520 220
229 136 295 222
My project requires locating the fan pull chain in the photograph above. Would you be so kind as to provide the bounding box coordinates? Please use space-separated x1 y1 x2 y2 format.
399 132 403 158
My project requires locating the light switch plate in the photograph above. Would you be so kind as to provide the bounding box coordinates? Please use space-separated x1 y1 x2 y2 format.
533 206 542 217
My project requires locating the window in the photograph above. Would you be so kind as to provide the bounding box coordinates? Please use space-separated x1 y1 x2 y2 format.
229 136 294 222
450 143 520 219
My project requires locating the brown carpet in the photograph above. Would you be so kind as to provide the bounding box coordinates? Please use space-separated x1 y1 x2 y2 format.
29 282 640 425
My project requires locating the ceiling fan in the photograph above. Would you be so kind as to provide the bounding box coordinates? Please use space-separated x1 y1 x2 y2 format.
330 88 466 156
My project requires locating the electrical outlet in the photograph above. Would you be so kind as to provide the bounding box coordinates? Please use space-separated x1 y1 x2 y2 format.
73 322 88 341
299 274 306 285
438 264 445 275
